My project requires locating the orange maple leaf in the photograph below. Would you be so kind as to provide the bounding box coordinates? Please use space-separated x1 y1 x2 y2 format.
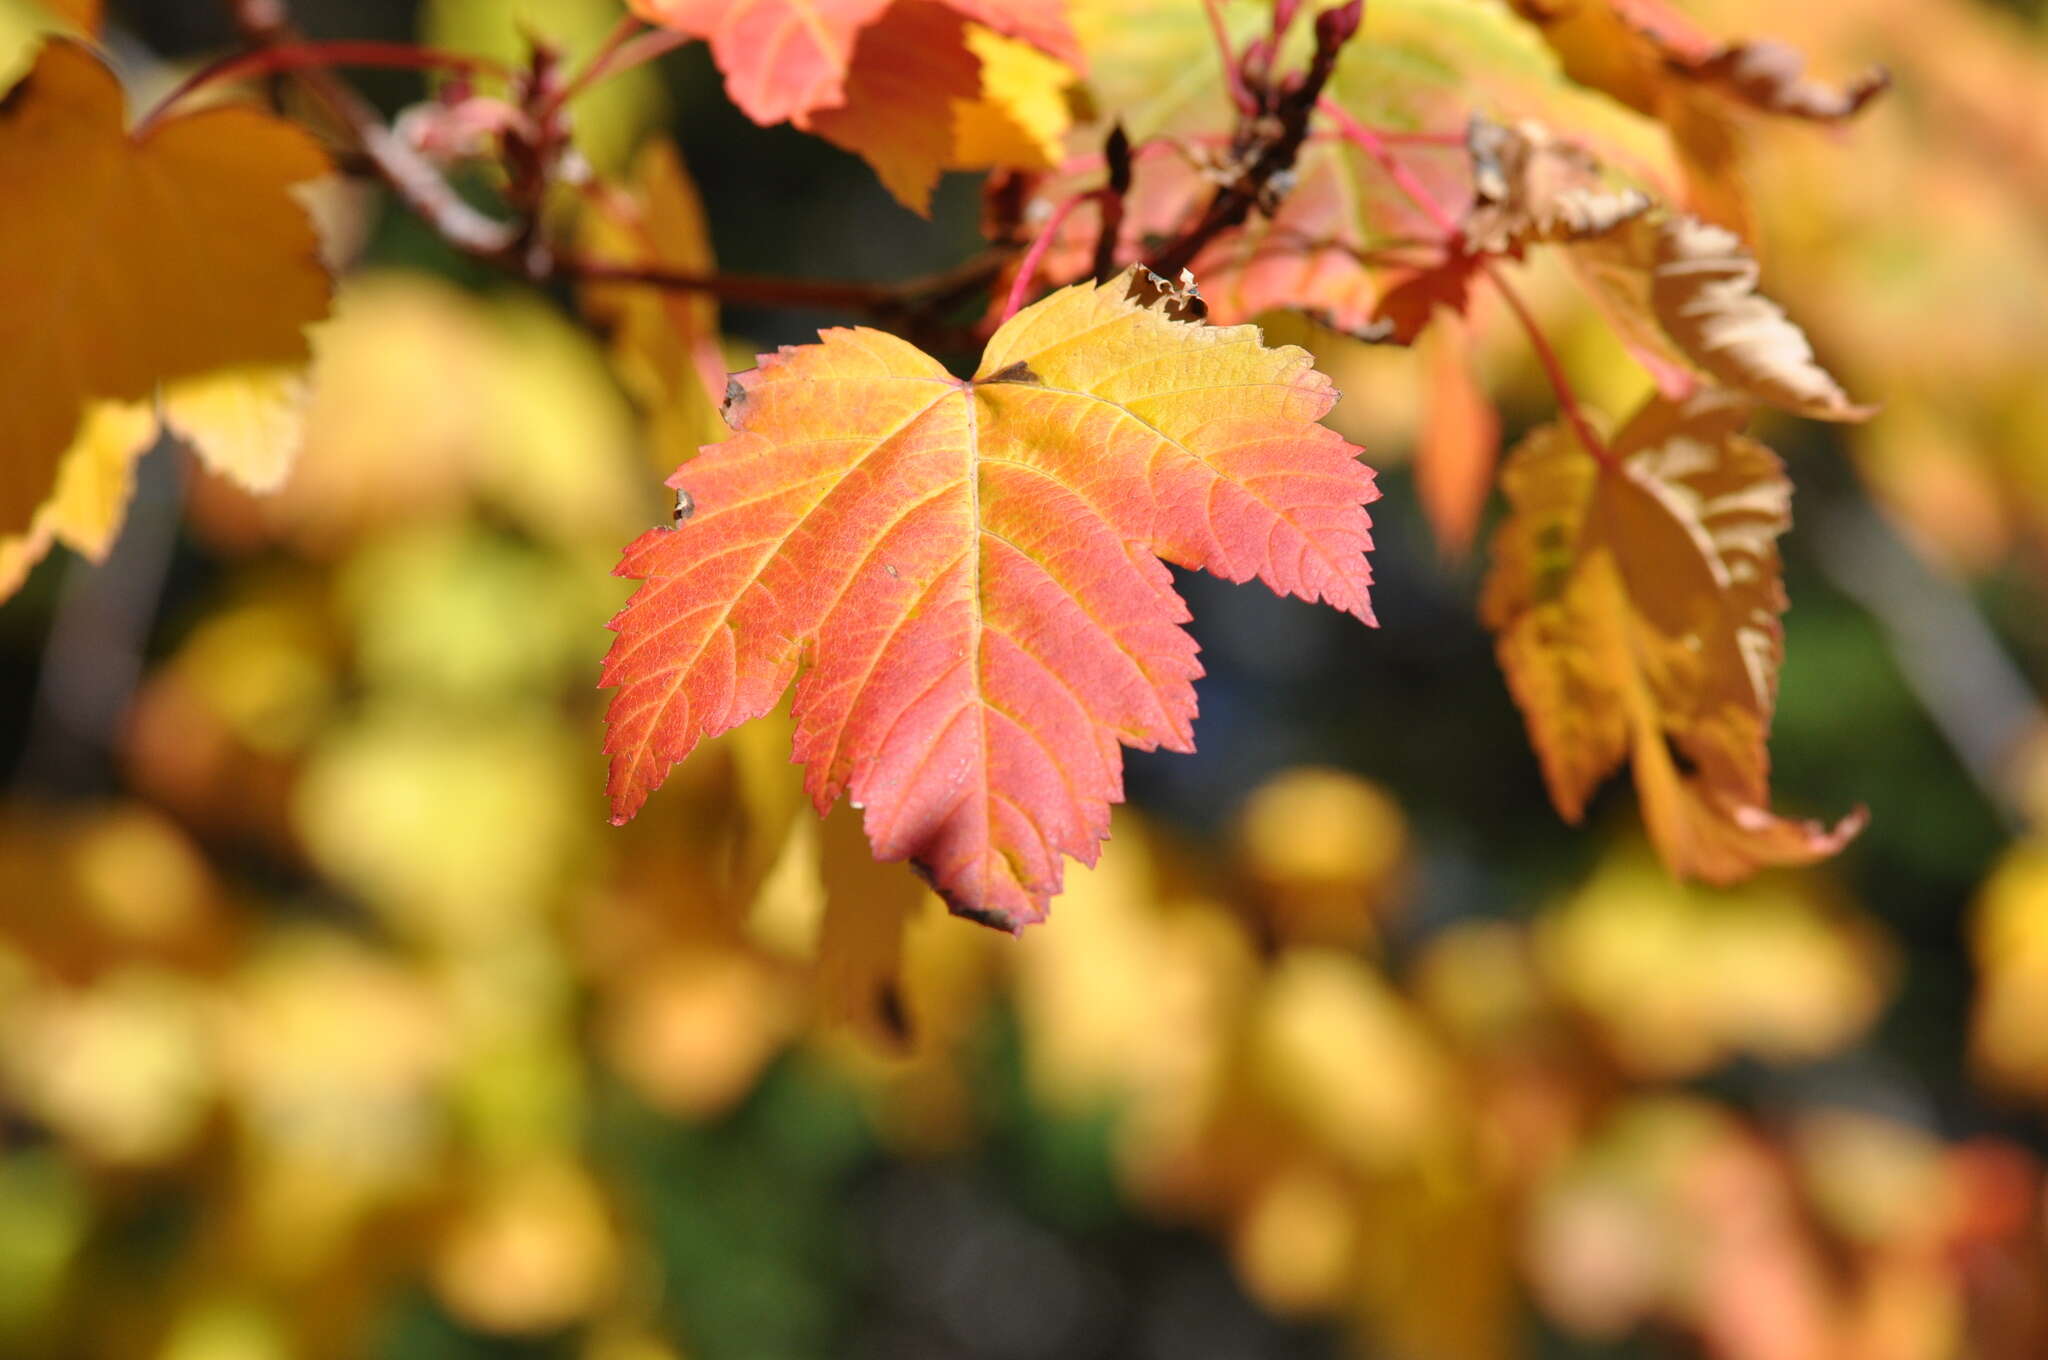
1482 391 1864 882
629 0 1077 125
602 268 1378 929
0 39 331 534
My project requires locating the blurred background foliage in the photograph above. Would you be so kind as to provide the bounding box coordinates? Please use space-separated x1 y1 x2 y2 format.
3 0 2048 1357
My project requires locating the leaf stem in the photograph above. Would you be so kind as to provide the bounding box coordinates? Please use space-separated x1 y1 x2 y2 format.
1483 260 1619 471
546 22 691 115
222 0 517 258
999 191 1103 324
1202 0 1255 115
1316 97 1461 237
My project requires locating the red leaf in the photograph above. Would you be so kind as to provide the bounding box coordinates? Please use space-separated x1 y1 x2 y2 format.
602 269 1378 929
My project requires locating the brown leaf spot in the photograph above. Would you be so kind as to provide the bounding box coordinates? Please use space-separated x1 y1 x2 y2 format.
981 360 1042 386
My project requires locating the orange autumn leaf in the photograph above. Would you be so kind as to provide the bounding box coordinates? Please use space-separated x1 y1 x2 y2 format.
0 39 331 535
805 0 981 212
1482 391 1863 882
603 268 1378 929
1414 316 1500 559
629 0 1073 211
627 0 890 126
628 0 1077 127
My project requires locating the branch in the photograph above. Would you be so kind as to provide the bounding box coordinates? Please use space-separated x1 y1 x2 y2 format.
225 0 517 259
565 250 1010 319
1148 0 1362 279
137 40 508 132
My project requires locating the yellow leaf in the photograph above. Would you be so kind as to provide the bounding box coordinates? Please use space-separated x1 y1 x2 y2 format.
1971 842 2048 1100
1540 848 1892 1077
192 273 648 554
0 39 330 533
950 24 1071 170
0 399 158 603
580 141 729 473
160 365 310 494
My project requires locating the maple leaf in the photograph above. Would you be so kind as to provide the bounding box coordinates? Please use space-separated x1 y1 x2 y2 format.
630 0 1076 125
603 267 1378 929
629 0 1077 209
0 39 331 534
1482 390 1863 882
1672 40 1889 124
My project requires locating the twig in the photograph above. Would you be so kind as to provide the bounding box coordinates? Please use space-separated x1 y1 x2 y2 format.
1323 89 1619 468
225 0 517 259
546 22 690 116
1149 0 1362 278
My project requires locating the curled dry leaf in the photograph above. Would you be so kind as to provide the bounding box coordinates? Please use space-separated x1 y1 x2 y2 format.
0 39 331 534
1503 0 1883 235
1462 116 1651 254
1647 215 1874 422
1482 391 1863 883
1672 39 1890 124
602 267 1378 929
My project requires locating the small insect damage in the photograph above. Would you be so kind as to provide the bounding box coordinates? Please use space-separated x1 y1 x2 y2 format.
1123 266 1209 323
